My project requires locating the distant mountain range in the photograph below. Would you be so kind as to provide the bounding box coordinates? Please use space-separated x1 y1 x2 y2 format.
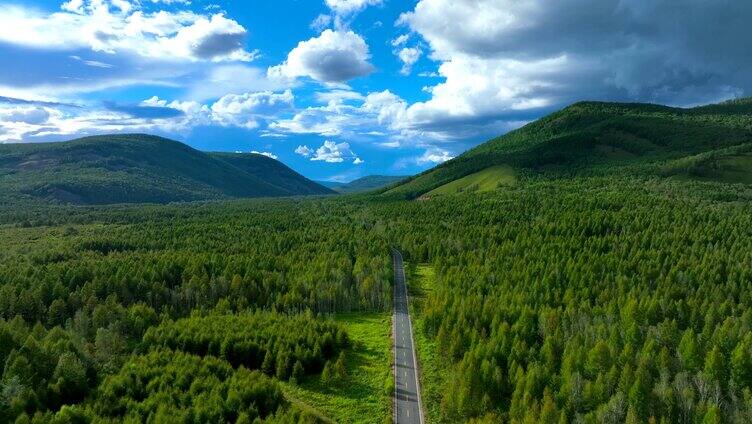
318 175 408 194
0 134 333 205
386 98 752 198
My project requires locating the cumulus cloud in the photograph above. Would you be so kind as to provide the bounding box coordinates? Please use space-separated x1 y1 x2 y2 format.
0 0 254 62
294 145 313 157
295 140 361 164
417 147 453 164
269 90 400 139
394 0 752 138
268 29 374 83
0 89 296 142
210 90 294 129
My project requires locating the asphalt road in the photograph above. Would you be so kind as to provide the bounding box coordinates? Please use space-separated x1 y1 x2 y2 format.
392 249 424 424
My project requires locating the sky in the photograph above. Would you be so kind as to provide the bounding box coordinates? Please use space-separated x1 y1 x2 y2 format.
0 0 751 182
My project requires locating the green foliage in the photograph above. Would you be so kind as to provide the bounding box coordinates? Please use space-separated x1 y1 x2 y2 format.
143 311 348 379
382 175 752 422
91 349 286 422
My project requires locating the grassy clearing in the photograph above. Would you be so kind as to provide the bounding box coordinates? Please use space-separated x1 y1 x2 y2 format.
701 154 752 184
280 312 392 424
406 263 447 424
427 165 516 196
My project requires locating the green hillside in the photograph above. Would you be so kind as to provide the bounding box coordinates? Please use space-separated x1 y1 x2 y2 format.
0 134 332 204
329 175 408 194
210 152 334 196
387 98 752 198
426 165 515 196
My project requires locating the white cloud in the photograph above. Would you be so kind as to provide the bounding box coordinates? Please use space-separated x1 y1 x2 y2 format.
310 13 332 32
211 90 294 129
397 47 422 75
268 29 374 83
250 150 278 159
312 140 359 163
324 0 382 16
417 147 453 164
271 90 407 139
294 145 313 157
0 1 254 62
391 34 409 47
0 89 296 142
296 140 361 164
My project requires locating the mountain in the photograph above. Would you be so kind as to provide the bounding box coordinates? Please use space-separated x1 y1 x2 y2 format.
386 98 752 198
319 175 408 194
315 180 346 190
209 152 331 196
0 134 333 205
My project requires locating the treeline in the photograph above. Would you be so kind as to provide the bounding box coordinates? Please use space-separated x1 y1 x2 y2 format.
143 311 348 380
382 176 752 422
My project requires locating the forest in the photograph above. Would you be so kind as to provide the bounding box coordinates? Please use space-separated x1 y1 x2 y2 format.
387 175 752 423
0 198 391 423
2 171 752 423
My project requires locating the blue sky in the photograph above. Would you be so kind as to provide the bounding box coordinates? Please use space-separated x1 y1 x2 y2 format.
0 0 750 181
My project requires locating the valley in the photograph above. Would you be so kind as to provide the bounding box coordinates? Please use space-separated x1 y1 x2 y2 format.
1 98 752 422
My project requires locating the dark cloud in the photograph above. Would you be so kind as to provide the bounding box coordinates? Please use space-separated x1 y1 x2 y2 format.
191 32 246 60
391 0 752 141
301 48 374 82
0 96 79 108
104 102 185 119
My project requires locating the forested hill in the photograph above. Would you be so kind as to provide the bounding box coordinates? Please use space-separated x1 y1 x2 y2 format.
322 175 408 194
387 98 752 198
209 151 332 196
0 134 333 205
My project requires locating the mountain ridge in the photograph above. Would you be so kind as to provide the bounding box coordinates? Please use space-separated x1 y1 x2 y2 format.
385 98 752 198
0 133 333 204
318 175 408 194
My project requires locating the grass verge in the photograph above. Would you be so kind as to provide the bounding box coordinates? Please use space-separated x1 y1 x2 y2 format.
406 263 448 423
280 312 392 424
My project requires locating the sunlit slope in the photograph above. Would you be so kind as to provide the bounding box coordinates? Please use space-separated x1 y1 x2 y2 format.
386 98 752 198
426 165 515 196
0 134 332 204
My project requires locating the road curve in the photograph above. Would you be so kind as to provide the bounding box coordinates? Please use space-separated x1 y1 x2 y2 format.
392 249 424 424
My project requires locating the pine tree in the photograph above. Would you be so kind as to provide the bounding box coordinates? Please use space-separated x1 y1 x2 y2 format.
291 360 304 385
261 350 274 376
334 352 347 381
321 361 332 384
703 346 727 385
731 338 752 389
